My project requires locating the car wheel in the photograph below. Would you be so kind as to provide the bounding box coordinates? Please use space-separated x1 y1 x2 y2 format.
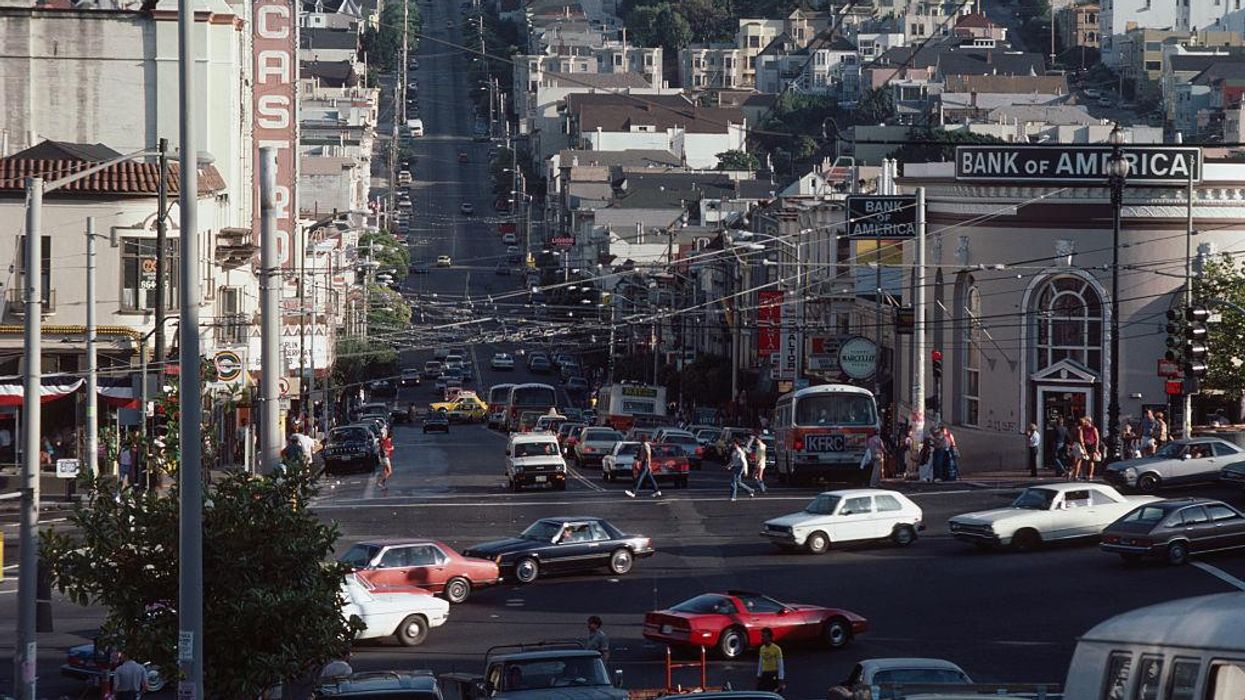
443 577 471 604
823 618 852 649
1012 529 1042 552
806 531 830 555
892 524 917 547
1166 540 1190 566
1137 473 1161 494
514 557 539 583
608 548 633 575
395 614 429 646
717 626 747 659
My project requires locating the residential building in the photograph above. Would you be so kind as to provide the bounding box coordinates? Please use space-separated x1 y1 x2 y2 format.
951 12 1006 41
755 32 859 97
303 60 362 88
299 27 360 64
738 19 784 85
1055 2 1099 52
679 44 749 90
301 0 365 30
856 32 907 60
564 94 748 169
1100 0 1242 66
1164 55 1245 132
1120 30 1245 101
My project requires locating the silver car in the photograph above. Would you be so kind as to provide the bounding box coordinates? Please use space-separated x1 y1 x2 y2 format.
1104 437 1243 493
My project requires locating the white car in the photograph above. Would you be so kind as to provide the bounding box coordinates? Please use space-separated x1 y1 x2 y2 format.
491 352 515 370
832 658 973 699
601 441 641 482
436 255 452 267
505 432 567 491
340 574 449 646
761 489 924 554
501 232 517 245
948 483 1159 550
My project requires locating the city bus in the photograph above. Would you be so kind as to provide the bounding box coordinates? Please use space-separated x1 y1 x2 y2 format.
505 383 558 432
771 384 879 486
485 383 515 430
594 383 668 432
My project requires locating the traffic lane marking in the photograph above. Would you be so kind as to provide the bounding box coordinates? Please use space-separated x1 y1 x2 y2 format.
1192 561 1245 591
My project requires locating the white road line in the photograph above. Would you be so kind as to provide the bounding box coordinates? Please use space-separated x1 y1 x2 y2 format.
1192 561 1245 591
566 465 605 492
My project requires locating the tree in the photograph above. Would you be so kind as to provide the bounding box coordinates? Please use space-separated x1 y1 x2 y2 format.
1194 254 1245 399
715 149 760 172
887 128 1006 164
333 336 399 389
41 464 364 698
626 3 692 52
854 87 896 126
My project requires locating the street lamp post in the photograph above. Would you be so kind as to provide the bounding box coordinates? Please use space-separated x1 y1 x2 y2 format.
1106 125 1129 460
730 231 813 387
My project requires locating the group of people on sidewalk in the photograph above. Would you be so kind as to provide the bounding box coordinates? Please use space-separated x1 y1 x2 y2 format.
1034 409 1176 481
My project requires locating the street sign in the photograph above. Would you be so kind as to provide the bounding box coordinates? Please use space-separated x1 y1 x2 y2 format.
845 195 918 238
215 350 243 382
56 458 80 479
837 336 878 380
140 257 158 290
955 145 1202 185
278 376 300 397
1157 358 1182 378
1165 380 1184 396
757 291 783 356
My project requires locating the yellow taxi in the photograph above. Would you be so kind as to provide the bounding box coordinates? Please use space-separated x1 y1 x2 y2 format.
429 392 489 423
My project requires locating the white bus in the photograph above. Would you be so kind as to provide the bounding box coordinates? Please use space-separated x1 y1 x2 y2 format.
485 383 514 430
1064 592 1244 700
771 384 879 486
504 383 558 432
595 383 668 432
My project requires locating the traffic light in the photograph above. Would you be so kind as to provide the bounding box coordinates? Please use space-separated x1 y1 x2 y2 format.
1183 304 1212 378
1164 307 1184 363
931 350 943 380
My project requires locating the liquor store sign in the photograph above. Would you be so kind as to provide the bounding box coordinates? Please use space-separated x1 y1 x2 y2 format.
955 146 1202 185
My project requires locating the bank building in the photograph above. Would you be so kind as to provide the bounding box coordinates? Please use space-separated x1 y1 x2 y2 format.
891 144 1241 467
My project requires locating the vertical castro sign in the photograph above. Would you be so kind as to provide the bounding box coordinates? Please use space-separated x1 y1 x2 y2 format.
253 0 298 267
757 290 783 356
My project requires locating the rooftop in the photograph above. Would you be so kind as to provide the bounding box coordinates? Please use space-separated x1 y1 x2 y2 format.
555 149 682 169
300 27 359 51
0 158 225 196
567 94 745 134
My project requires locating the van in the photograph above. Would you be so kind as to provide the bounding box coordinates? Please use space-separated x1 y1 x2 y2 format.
504 433 567 491
1063 593 1245 699
407 118 424 137
397 169 412 185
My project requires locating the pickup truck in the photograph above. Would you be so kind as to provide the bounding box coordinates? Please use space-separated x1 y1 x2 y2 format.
440 643 627 700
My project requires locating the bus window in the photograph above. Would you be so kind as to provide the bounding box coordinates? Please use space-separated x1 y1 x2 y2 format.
796 393 875 426
1102 651 1131 700
1167 658 1200 700
1133 655 1162 700
1209 661 1245 700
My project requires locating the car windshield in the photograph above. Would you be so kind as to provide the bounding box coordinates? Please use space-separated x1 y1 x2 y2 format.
805 494 842 515
521 520 563 541
795 394 876 426
671 594 734 614
584 429 622 442
514 442 559 458
1121 505 1170 524
663 435 698 446
873 668 971 694
696 430 720 441
502 658 609 690
330 428 371 443
338 544 378 568
1011 488 1058 510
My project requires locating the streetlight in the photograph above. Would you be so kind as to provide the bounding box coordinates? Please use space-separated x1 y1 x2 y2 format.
728 230 809 387
1106 124 1129 460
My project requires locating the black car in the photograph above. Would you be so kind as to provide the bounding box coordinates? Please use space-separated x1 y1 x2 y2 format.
424 413 450 433
463 517 654 584
1101 497 1245 565
1222 460 1245 489
368 380 398 400
323 426 381 474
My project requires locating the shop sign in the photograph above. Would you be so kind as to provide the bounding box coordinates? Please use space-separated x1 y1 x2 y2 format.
837 336 878 380
846 195 917 238
955 146 1202 184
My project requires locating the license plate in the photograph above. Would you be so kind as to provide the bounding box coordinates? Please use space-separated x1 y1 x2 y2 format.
535 475 547 483
661 624 672 634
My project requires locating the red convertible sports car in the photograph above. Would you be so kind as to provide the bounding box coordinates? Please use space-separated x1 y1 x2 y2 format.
642 590 867 659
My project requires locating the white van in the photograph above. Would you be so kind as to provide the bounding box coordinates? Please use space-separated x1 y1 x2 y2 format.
407 118 424 137
504 433 566 492
1064 592 1245 700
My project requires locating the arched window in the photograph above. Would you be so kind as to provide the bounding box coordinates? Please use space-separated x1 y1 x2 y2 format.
1033 276 1103 372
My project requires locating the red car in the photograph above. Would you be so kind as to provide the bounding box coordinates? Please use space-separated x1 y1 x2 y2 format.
643 590 867 659
340 539 500 604
649 443 690 488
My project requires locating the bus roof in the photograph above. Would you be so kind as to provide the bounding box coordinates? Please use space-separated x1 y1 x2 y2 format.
510 382 556 391
779 384 875 401
1078 593 1245 652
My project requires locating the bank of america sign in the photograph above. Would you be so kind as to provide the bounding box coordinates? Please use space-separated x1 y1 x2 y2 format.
955 146 1202 185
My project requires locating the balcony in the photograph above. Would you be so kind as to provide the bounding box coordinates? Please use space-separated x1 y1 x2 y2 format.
6 288 56 316
216 228 258 269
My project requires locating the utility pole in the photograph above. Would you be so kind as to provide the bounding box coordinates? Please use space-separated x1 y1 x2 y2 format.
86 217 99 478
155 138 169 366
910 187 927 446
1183 168 1195 435
299 231 307 423
177 0 205 688
401 0 409 125
15 176 43 700
794 234 805 387
259 147 282 471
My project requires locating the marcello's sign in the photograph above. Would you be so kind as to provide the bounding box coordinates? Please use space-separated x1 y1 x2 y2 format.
955 145 1202 185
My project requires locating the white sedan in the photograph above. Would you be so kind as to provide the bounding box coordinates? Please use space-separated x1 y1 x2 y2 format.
761 489 924 554
948 483 1159 550
602 441 641 482
341 574 449 646
490 353 515 370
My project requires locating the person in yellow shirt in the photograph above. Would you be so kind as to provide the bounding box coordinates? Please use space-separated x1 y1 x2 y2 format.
755 627 785 693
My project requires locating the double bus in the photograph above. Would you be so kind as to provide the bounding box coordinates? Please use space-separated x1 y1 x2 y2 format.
594 383 669 432
771 384 879 486
485 383 515 430
505 383 558 432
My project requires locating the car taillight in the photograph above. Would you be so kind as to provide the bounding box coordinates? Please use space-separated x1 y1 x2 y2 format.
794 439 804 451
584 446 595 453
695 446 704 456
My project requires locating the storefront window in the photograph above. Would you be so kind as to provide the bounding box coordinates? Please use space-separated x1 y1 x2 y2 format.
121 238 179 312
1033 276 1102 373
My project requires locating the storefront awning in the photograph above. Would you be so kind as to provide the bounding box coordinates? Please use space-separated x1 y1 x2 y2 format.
0 376 85 406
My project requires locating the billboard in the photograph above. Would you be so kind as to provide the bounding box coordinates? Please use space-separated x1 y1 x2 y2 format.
845 195 917 238
253 0 299 267
955 146 1201 185
757 290 782 356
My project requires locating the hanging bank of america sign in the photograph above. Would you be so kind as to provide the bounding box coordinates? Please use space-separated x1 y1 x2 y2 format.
955 145 1202 185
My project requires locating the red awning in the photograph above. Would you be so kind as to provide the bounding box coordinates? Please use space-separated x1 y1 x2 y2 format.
0 376 85 406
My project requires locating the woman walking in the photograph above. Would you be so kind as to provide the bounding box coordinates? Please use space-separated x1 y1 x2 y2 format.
377 432 394 490
1068 436 1087 481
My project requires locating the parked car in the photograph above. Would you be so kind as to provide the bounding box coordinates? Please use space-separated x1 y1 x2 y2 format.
948 483 1159 550
601 441 640 482
318 670 443 699
60 641 165 692
574 427 624 468
436 255 452 267
323 426 382 475
501 232 517 245
1100 497 1245 565
1222 459 1245 489
505 432 567 491
494 262 511 276
529 356 552 374
340 574 449 646
642 591 867 659
1103 437 1243 492
463 517 654 584
762 489 924 554
368 379 397 400
341 539 501 603
460 202 475 215
491 352 515 370
423 413 450 433
829 658 973 700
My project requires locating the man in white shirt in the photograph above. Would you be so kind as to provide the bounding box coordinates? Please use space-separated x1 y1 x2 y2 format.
111 650 147 700
728 438 755 502
1026 423 1041 477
